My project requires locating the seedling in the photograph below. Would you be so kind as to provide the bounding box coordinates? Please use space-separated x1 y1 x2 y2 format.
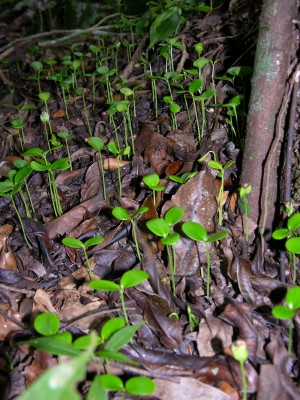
272 286 300 356
9 118 25 150
142 173 165 206
186 305 199 331
182 221 228 296
146 206 184 294
22 148 69 217
163 96 180 129
193 88 216 140
75 87 92 136
208 160 235 226
112 206 149 261
115 98 135 152
0 167 34 249
169 171 198 184
13 159 35 214
272 213 300 283
95 374 155 398
30 61 43 92
107 142 131 197
238 184 252 242
231 340 249 400
193 56 210 80
187 79 203 140
57 131 74 171
87 136 107 200
90 270 149 324
62 236 104 280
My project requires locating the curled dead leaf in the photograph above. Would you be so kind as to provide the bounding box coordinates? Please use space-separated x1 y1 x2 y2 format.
103 157 131 170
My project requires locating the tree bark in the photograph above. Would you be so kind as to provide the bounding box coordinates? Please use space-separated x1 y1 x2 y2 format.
240 0 297 237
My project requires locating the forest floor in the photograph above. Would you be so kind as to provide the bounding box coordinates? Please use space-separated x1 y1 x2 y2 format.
0 2 300 399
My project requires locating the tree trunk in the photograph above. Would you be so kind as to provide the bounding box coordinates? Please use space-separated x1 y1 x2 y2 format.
240 0 297 237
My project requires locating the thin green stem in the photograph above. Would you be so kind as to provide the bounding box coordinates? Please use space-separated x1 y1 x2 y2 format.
292 252 296 284
239 360 247 400
19 190 31 218
205 241 210 297
82 246 93 280
131 220 141 261
24 181 35 213
166 245 176 295
97 151 106 200
117 156 122 197
11 196 32 249
119 288 129 324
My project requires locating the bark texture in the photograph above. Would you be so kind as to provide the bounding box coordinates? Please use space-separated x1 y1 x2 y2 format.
240 0 297 236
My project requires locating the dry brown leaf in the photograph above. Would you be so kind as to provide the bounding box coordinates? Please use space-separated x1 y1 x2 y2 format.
103 157 131 171
33 289 56 315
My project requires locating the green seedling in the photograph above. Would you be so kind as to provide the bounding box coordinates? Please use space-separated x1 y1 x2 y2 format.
62 236 104 280
43 57 57 74
146 206 184 294
13 159 35 214
115 98 135 152
0 166 34 249
187 79 203 140
108 141 131 197
186 305 199 331
169 171 198 184
238 184 252 242
4 102 37 149
182 221 228 296
142 173 165 206
90 270 149 324
163 96 180 129
94 374 155 399
214 95 242 145
193 56 210 80
193 88 216 141
272 286 300 356
272 213 300 283
30 61 43 92
231 340 249 400
22 147 69 217
97 66 115 103
87 136 107 200
208 160 235 226
75 87 92 136
57 131 74 171
112 206 149 261
39 91 53 147
159 36 183 72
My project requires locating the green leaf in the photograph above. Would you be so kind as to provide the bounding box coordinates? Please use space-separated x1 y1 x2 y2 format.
146 218 170 238
22 148 44 157
87 137 104 151
89 280 120 292
132 206 149 218
87 375 106 400
30 161 50 172
73 335 94 350
149 7 182 49
105 322 143 351
182 221 207 242
84 237 104 247
286 286 300 310
287 213 300 231
224 160 236 170
163 96 172 104
120 87 133 97
164 206 184 226
22 337 80 356
62 237 83 249
39 92 50 102
120 270 149 288
51 332 73 343
208 160 222 170
112 207 130 221
99 374 123 392
95 350 137 365
286 237 300 254
207 230 228 242
272 229 290 240
143 173 160 187
227 66 252 77
121 146 131 156
193 57 210 70
160 233 180 246
168 175 183 183
51 158 70 171
17 332 98 400
125 377 155 396
34 313 60 336
0 181 14 193
31 61 43 72
108 141 118 154
101 317 125 341
14 167 32 184
198 88 216 101
272 305 295 320
188 79 202 94
170 102 180 113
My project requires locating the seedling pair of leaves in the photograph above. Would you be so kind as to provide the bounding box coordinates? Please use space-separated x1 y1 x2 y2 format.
272 286 300 356
89 269 149 324
272 213 300 283
108 141 131 197
112 206 149 261
182 221 228 296
62 236 104 279
142 173 165 205
18 313 154 400
146 206 184 294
